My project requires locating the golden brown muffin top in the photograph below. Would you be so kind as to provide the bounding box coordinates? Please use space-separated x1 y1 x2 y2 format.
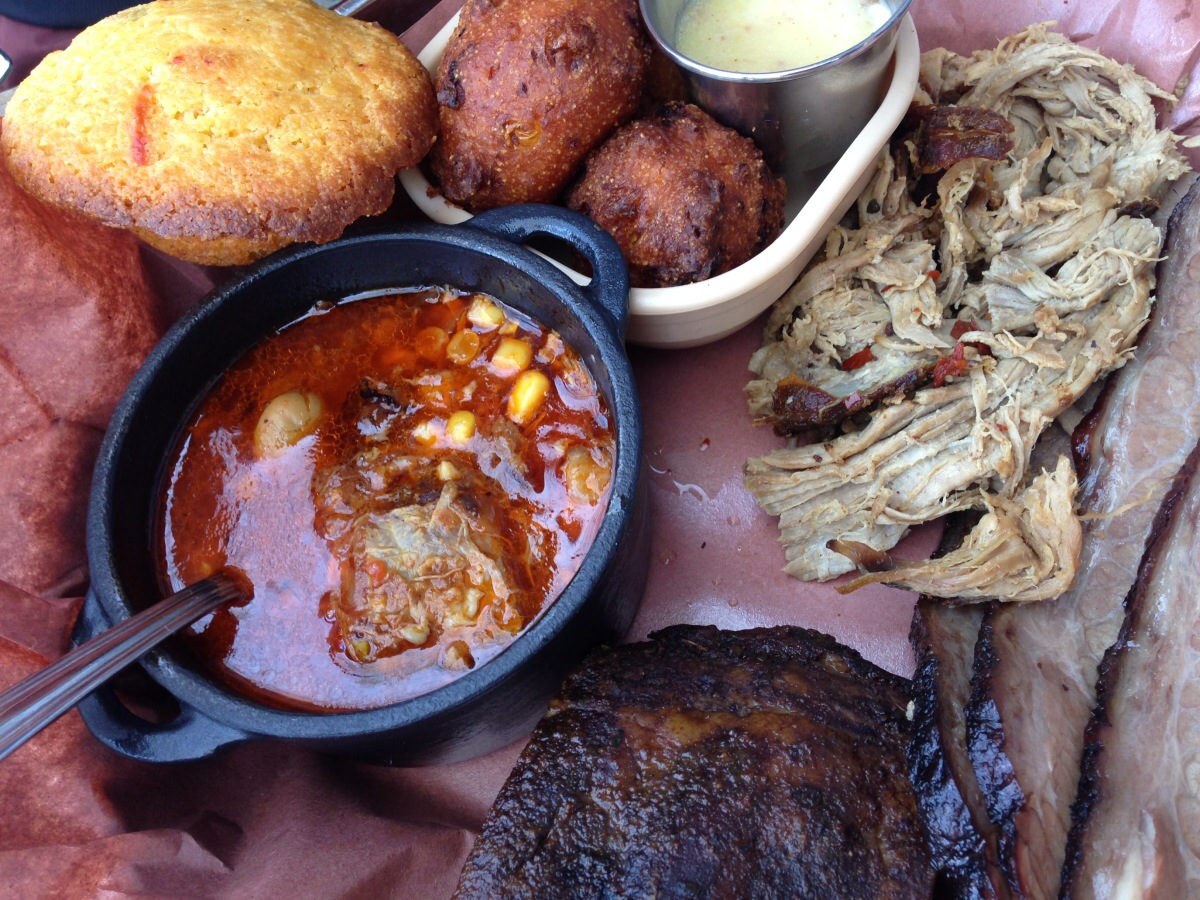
1 0 437 264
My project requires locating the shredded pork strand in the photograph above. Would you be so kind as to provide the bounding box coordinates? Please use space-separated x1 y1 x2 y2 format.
831 456 1081 601
744 24 1190 599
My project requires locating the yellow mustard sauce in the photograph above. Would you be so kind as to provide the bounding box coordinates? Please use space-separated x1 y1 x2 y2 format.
674 0 892 73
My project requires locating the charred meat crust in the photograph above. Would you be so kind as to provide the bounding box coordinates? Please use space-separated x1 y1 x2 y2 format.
905 104 1016 174
768 341 980 434
1060 436 1200 896
455 625 934 900
908 513 1005 900
910 605 1000 900
964 607 1026 899
771 363 930 432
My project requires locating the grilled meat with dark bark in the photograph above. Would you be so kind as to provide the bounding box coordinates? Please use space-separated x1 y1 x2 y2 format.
960 176 1200 898
908 512 1007 900
911 603 999 900
907 104 1015 174
454 625 934 899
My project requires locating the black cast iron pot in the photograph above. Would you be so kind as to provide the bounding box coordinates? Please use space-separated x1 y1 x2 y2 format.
75 204 650 766
0 0 139 28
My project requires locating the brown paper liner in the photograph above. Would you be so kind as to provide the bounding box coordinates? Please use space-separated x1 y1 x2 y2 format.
1 0 1198 895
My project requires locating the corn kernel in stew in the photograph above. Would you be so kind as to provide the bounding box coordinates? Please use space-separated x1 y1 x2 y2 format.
446 410 477 444
491 338 533 374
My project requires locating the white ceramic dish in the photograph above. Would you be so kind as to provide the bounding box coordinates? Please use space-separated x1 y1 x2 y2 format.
400 13 920 349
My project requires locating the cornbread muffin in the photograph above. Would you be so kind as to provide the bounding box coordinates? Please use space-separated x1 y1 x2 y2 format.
0 0 437 265
430 0 650 212
567 102 786 287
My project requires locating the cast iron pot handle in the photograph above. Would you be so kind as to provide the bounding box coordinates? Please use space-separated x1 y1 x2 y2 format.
467 204 631 337
72 594 252 764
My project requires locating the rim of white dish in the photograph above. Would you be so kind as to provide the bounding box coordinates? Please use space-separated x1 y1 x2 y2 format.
401 13 921 324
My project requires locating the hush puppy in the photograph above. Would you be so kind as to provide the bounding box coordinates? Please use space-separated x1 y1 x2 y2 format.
567 103 787 288
430 0 650 212
1 0 438 266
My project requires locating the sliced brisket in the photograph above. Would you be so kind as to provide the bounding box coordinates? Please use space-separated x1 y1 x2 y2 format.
964 177 1200 897
911 599 1005 900
1061 438 1200 897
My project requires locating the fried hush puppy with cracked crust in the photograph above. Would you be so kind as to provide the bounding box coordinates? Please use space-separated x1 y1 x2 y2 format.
1 0 437 266
430 0 650 212
567 102 787 288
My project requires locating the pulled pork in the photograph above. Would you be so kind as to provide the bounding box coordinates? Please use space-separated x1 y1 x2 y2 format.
744 24 1190 599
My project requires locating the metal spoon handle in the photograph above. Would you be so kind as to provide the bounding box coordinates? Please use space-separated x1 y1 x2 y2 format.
0 573 246 762
330 0 381 15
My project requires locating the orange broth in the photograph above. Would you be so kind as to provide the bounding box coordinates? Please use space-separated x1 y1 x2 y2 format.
158 288 615 711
